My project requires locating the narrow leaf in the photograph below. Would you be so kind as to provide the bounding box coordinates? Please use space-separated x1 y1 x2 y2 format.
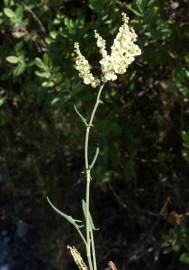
0 99 5 107
47 196 83 227
90 147 100 169
136 0 143 11
35 70 50 79
51 97 60 105
47 197 86 245
13 62 26 77
82 200 99 231
74 105 88 127
35 57 46 70
125 4 143 17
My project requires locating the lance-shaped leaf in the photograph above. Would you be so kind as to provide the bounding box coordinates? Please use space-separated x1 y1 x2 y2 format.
47 196 83 227
47 196 87 245
74 105 88 127
90 147 100 169
82 199 99 231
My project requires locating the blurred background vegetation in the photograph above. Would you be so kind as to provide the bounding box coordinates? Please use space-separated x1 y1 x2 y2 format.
0 0 189 269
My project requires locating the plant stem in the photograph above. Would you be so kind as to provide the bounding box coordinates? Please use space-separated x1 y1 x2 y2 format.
90 229 97 270
84 83 105 270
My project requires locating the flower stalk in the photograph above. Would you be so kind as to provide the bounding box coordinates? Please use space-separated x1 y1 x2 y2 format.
84 83 105 270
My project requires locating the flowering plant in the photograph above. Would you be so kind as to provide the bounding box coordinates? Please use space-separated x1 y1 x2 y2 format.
75 13 141 86
48 12 140 270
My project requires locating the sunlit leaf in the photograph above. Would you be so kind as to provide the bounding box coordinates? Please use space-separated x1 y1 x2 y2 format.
6 56 19 64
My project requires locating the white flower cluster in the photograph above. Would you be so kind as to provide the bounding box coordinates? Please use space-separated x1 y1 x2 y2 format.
74 43 100 88
74 13 141 87
94 30 117 82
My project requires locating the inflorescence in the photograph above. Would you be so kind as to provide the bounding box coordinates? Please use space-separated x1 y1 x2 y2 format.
74 13 141 87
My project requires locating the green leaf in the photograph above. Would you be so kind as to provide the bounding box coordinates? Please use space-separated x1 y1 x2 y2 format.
4 8 15 18
125 4 143 17
0 99 5 107
50 31 57 39
15 6 24 20
6 56 19 64
35 58 46 70
82 199 99 231
180 253 189 264
42 81 54 88
47 196 83 228
51 97 60 105
135 0 143 12
182 131 189 143
90 147 100 169
136 0 142 6
35 71 50 79
43 53 50 66
47 196 87 245
13 62 26 76
74 105 88 127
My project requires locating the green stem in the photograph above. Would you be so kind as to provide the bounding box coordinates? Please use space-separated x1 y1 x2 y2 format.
84 83 105 270
90 229 97 270
76 227 87 247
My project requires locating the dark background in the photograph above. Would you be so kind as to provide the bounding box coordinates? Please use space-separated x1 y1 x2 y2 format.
0 0 189 269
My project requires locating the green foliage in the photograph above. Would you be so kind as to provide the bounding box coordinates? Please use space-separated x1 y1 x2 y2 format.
4 6 27 28
163 225 189 265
